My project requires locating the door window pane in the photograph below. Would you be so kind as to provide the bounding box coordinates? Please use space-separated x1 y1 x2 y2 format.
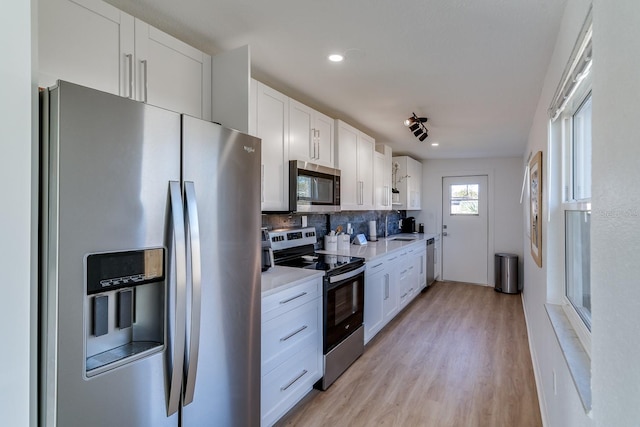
565 210 591 330
450 184 479 215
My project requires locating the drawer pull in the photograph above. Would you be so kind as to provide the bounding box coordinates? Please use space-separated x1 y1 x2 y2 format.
279 292 307 305
280 325 308 342
280 369 308 391
371 263 383 269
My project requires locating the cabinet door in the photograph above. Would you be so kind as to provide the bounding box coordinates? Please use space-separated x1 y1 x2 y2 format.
374 145 392 210
416 248 427 290
289 99 314 163
358 133 375 210
39 0 134 96
314 111 334 168
134 20 212 119
365 267 386 344
408 157 422 209
336 121 359 210
382 270 398 322
256 83 289 211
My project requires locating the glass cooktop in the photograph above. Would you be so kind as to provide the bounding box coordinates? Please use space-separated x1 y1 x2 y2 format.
278 253 365 274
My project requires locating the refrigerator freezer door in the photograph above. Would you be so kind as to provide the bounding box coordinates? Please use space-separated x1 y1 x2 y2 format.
181 116 262 425
42 81 179 427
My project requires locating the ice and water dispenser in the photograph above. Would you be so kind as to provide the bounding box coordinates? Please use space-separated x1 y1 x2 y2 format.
85 248 165 376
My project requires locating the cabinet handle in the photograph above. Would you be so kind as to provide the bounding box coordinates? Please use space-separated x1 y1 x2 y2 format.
371 262 383 269
280 369 308 391
359 181 364 205
401 292 408 299
280 325 308 342
141 59 148 103
125 54 133 99
310 129 315 159
384 274 389 300
279 292 307 305
388 256 398 261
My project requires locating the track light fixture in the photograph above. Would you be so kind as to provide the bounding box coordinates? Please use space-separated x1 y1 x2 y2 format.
404 113 428 142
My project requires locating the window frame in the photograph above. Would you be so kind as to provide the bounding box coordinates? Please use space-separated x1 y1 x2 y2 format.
559 84 592 354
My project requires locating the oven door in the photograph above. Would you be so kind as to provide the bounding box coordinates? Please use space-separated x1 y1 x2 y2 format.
324 266 365 353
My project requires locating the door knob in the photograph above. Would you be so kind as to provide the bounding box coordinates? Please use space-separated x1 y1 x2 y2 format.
443 232 448 236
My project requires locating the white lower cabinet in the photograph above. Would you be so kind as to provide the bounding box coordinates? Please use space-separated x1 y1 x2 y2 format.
364 254 402 344
261 276 322 427
364 261 386 344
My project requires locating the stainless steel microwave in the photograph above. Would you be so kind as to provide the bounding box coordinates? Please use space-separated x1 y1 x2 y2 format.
289 160 341 212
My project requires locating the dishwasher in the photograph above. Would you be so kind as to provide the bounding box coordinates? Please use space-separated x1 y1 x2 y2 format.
426 238 435 286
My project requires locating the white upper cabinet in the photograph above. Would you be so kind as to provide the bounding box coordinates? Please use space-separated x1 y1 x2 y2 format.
288 99 334 168
336 120 374 211
374 144 392 210
39 0 133 96
134 20 211 120
254 80 290 212
39 0 211 120
392 155 422 210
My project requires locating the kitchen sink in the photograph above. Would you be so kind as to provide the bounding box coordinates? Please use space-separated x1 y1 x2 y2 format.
388 237 417 242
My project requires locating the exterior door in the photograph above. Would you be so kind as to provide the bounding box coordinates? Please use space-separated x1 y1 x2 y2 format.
442 176 488 284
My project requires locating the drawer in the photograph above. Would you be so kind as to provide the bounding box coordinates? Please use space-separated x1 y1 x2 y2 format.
365 258 386 276
262 299 320 374
262 277 321 321
261 345 321 427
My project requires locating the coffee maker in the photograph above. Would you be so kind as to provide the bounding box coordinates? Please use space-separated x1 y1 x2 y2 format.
401 216 417 233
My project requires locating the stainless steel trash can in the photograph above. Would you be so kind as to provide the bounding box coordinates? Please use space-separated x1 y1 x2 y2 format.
495 253 519 294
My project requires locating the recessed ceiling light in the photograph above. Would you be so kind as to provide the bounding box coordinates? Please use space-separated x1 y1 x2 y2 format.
328 54 344 62
431 142 439 147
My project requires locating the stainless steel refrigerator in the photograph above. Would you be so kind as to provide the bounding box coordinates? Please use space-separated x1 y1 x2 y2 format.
39 81 261 426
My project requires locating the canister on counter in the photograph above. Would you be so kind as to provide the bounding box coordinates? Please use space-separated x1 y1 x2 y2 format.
419 223 424 233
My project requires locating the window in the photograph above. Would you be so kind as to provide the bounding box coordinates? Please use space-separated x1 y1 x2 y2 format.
563 92 592 331
450 184 479 215
548 15 592 343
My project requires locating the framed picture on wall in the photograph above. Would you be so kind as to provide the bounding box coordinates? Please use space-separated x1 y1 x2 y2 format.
529 151 543 267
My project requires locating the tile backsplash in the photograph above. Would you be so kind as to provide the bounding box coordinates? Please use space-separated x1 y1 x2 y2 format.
262 210 405 249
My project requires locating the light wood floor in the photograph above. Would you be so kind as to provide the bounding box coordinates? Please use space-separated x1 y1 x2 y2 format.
276 281 541 427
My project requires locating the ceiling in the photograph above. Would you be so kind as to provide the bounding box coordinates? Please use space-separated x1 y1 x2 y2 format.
105 0 567 160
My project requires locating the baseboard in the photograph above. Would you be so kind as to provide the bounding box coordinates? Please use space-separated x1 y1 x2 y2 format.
520 293 549 427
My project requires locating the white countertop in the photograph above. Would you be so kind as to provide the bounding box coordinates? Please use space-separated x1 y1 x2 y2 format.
261 234 439 295
261 265 325 296
317 233 439 262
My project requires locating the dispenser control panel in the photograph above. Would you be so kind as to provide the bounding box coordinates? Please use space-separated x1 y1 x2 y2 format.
86 248 164 294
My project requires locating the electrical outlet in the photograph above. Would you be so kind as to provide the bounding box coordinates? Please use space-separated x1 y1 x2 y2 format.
552 369 557 395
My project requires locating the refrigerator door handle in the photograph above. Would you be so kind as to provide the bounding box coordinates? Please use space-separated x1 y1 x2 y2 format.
167 181 187 416
183 181 202 406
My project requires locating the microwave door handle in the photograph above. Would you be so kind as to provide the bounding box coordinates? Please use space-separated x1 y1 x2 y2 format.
312 177 318 200
167 181 187 416
183 182 202 406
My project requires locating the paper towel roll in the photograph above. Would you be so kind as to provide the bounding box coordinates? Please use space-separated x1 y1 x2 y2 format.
369 220 377 241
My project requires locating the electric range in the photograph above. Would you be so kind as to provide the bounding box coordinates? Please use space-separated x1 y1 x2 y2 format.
266 227 366 390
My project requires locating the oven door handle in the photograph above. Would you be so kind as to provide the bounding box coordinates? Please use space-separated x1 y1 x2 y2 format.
328 265 365 284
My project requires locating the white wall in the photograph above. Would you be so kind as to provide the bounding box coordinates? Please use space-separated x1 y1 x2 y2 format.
521 0 593 426
415 157 524 286
0 1 37 426
591 1 640 425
